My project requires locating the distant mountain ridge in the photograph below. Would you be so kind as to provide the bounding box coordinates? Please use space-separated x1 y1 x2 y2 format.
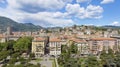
102 25 120 29
1 16 120 33
0 16 43 32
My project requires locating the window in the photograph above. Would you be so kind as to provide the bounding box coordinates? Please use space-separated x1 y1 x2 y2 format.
93 41 97 45
36 45 43 52
103 40 109 51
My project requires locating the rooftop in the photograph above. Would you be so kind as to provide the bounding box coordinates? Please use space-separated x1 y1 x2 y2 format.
69 38 87 43
49 38 62 42
90 38 115 41
33 37 45 41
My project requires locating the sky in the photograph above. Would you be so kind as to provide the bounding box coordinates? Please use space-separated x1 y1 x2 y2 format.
0 0 120 27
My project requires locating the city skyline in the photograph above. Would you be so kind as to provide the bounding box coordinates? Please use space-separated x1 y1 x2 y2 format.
0 0 120 27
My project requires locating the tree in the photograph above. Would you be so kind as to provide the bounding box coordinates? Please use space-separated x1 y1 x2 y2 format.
61 45 69 54
8 58 17 64
13 37 32 52
0 40 15 51
19 57 26 63
29 53 35 59
6 40 15 50
6 64 14 67
0 42 8 51
69 42 78 54
84 55 102 67
100 50 107 65
100 49 115 67
0 51 10 61
61 58 80 67
58 45 71 66
11 52 20 58
0 43 3 51
14 64 24 67
114 51 120 67
2 64 7 67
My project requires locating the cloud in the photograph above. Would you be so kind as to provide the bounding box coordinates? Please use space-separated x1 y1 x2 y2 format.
101 0 114 4
84 4 103 19
76 0 91 3
7 0 73 13
111 21 119 26
23 12 74 27
66 4 84 16
0 0 104 27
65 4 103 19
0 7 74 27
0 0 75 27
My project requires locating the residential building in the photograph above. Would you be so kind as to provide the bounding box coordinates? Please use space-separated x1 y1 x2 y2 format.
69 38 89 56
111 35 120 51
49 38 62 56
88 38 116 55
32 37 46 58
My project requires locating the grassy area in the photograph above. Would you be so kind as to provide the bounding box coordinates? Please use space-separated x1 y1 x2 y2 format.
35 58 43 62
53 59 57 67
49 58 54 60
59 65 63 67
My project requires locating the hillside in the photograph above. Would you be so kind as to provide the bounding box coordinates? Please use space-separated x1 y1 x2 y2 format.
102 25 120 29
0 16 43 32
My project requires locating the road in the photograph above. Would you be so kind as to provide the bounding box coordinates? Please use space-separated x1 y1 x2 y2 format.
40 55 52 67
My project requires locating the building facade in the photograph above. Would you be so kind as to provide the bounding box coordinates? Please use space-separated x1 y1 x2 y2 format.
49 38 62 56
68 38 90 56
88 38 116 55
32 37 46 58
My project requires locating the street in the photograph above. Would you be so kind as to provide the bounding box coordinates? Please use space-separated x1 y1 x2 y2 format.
40 55 52 67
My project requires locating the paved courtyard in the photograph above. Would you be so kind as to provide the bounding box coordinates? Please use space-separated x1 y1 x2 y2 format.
29 55 55 67
40 55 52 67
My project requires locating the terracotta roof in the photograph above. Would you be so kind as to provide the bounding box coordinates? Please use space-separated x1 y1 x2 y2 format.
34 37 45 41
69 38 86 43
0 34 5 38
49 38 62 42
90 38 115 41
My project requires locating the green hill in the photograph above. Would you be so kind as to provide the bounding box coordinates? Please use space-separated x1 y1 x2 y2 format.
0 16 43 32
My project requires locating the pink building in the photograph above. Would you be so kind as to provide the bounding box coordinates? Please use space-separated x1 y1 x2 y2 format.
88 38 117 55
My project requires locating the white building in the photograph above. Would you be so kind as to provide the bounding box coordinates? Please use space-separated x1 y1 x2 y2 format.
68 38 89 56
49 38 62 56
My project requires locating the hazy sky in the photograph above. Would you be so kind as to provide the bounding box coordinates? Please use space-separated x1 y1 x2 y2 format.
0 0 120 27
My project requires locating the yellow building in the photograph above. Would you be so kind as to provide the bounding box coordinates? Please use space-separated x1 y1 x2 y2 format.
32 37 45 58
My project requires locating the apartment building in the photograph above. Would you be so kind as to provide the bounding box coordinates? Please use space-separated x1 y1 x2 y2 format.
111 35 120 52
32 37 46 58
32 36 64 57
88 38 116 55
49 38 62 56
69 38 89 56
